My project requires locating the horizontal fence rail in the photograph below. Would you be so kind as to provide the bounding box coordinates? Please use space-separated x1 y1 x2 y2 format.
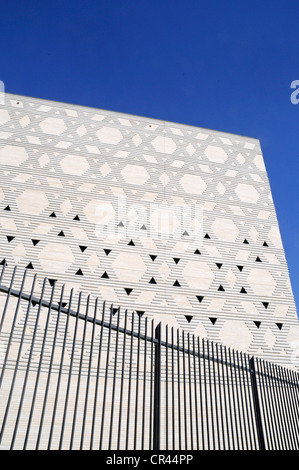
0 263 298 450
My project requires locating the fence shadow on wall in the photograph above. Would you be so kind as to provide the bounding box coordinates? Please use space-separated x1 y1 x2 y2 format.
0 263 298 450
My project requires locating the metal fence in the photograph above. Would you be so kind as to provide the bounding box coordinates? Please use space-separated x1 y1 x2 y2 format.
0 264 298 450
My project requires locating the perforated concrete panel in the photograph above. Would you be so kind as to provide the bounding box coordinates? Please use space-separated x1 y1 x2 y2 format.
0 93 298 369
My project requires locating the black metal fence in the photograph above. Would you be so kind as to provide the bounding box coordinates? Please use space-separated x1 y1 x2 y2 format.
0 264 298 450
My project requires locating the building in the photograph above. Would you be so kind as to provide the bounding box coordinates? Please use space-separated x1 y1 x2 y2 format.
0 93 298 450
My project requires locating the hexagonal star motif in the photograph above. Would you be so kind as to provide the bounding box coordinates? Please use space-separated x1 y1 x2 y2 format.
0 145 28 166
96 126 123 145
121 164 150 185
39 117 67 135
220 320 253 351
235 183 260 204
0 109 10 126
112 252 146 283
60 154 89 176
151 136 177 154
247 268 276 296
39 242 75 273
16 189 49 215
212 217 239 242
204 145 228 163
183 260 214 289
180 174 207 195
84 199 115 225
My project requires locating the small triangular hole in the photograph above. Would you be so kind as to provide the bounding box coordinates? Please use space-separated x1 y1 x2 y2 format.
58 230 65 237
26 262 34 269
216 263 222 269
240 287 247 293
263 241 268 247
4 205 11 211
173 280 181 287
276 323 283 330
194 249 201 255
185 315 193 323
32 239 40 246
128 240 135 246
150 255 157 261
76 269 83 276
73 215 80 221
218 285 225 291
50 212 56 218
254 321 261 328
196 295 204 303
6 236 14 243
101 271 109 279
243 239 249 244
124 288 133 295
79 245 87 253
209 317 217 325
104 249 111 256
149 277 157 284
256 256 262 262
237 265 244 272
204 233 210 239
173 258 180 264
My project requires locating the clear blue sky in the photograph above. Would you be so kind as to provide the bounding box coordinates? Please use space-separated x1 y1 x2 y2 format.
0 0 298 314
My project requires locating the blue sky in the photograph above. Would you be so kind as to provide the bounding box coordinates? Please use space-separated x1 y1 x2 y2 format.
0 0 298 313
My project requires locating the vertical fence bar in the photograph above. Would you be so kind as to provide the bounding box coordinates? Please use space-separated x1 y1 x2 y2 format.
187 333 193 451
90 301 106 450
133 313 142 450
177 329 182 450
249 357 265 450
141 317 148 451
59 292 82 450
108 305 120 450
81 298 98 449
192 335 199 450
277 365 294 449
232 349 244 450
211 342 220 449
0 274 36 444
0 268 26 390
255 357 272 450
197 337 204 450
182 331 188 450
216 343 225 450
72 295 89 450
24 281 58 450
283 367 299 449
117 309 128 450
153 322 161 451
125 312 135 450
99 304 114 450
35 286 65 450
47 289 74 450
165 325 169 451
263 360 281 449
11 277 47 449
171 327 175 450
149 319 154 450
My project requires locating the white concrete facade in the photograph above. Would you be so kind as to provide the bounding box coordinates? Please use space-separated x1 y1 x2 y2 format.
0 92 298 369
